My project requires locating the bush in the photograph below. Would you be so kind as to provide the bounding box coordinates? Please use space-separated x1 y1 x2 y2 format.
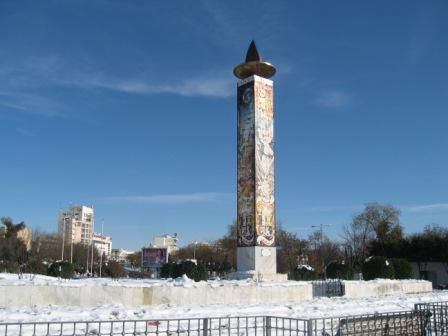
190 263 208 281
161 262 177 278
103 261 127 278
47 261 75 279
160 261 208 281
390 258 413 279
26 258 47 275
326 261 353 280
291 265 318 280
362 256 394 280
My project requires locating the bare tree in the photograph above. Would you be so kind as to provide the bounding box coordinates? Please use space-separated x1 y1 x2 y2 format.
342 203 403 269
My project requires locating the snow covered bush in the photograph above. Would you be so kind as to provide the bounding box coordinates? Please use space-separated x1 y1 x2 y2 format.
291 264 318 280
362 256 394 280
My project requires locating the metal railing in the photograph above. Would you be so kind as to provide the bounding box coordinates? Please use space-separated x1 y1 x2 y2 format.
1 301 448 336
415 301 448 335
0 316 308 336
311 279 344 297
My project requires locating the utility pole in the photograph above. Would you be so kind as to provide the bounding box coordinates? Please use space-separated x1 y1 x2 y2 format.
99 219 104 277
311 224 330 277
90 216 95 275
193 241 198 260
69 208 75 264
61 216 66 261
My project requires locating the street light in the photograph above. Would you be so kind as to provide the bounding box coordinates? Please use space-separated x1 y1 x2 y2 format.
61 217 66 261
99 219 104 277
311 224 330 277
193 241 198 260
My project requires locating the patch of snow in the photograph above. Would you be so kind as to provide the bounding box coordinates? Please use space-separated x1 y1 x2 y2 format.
297 264 314 271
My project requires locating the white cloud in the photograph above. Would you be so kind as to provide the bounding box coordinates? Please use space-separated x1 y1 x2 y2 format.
104 192 233 205
75 76 234 98
315 90 351 108
0 91 66 118
0 54 234 99
403 203 448 213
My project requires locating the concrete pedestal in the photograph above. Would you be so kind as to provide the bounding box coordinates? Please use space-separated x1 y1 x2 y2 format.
229 246 287 281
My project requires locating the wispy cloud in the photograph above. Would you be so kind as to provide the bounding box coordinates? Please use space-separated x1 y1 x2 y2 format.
0 91 66 118
403 203 448 213
103 192 233 205
315 90 351 109
71 75 234 98
1 54 234 100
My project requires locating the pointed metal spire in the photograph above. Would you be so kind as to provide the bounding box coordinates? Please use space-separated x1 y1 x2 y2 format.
245 40 262 63
234 40 276 79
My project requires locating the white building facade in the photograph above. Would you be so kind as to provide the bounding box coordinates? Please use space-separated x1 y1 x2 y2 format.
111 248 135 263
92 233 112 258
152 234 178 254
58 205 94 245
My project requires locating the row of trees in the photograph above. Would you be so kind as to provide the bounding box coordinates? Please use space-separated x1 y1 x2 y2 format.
169 202 447 280
0 216 125 278
2 202 447 280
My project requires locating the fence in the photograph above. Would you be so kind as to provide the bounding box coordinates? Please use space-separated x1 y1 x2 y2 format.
415 301 448 335
312 279 344 297
0 317 297 336
1 302 448 336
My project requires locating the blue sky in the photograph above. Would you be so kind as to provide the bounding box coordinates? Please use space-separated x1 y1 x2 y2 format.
1 0 447 250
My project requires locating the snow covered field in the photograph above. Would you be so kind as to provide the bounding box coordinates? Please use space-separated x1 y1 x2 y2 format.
1 290 448 323
0 273 447 323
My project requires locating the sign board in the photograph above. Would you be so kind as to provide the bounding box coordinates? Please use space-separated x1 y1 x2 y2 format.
142 247 168 268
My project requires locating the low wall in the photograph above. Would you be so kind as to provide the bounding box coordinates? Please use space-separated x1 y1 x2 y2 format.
0 282 312 307
343 280 432 298
0 277 433 307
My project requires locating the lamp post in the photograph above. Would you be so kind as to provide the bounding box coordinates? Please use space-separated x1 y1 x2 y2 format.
61 217 66 261
311 224 330 277
193 241 198 260
69 217 74 264
99 219 104 277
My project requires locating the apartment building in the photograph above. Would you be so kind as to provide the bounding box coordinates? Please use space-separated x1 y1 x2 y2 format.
92 233 112 258
58 205 94 245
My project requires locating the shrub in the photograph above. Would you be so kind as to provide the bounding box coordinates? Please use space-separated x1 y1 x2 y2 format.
103 261 127 278
48 261 75 279
390 258 413 279
160 261 208 281
161 262 177 278
26 258 47 275
362 256 394 280
291 265 318 280
190 263 208 281
326 261 353 280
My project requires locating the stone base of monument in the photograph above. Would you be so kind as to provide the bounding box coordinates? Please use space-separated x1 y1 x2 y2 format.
227 246 287 281
226 271 288 281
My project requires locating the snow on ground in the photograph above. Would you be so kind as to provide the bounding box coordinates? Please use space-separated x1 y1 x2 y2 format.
1 273 448 323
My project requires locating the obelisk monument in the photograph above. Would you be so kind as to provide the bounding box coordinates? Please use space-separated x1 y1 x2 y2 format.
233 41 286 281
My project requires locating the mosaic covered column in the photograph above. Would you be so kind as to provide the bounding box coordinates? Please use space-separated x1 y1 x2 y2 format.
234 41 277 274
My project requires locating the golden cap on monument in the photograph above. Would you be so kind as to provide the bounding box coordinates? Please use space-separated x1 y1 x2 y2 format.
233 40 276 79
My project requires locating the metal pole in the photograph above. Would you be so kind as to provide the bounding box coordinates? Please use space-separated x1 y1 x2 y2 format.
86 238 89 275
70 218 73 264
99 220 104 277
90 217 94 274
61 217 66 261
